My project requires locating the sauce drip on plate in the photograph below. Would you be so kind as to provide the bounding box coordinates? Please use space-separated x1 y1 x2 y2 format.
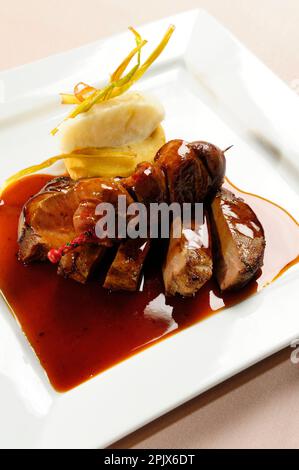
0 175 298 391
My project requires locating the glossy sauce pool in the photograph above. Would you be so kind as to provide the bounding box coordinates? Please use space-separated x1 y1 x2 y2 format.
0 175 298 392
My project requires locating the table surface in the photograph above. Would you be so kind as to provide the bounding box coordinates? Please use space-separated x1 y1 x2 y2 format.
1 0 299 449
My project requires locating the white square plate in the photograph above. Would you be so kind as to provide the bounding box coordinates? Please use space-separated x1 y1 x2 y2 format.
0 9 298 449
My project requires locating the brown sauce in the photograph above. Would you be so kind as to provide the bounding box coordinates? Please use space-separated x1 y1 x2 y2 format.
0 175 298 392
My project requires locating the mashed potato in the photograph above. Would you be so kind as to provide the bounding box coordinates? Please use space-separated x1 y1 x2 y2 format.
60 91 165 152
60 91 165 179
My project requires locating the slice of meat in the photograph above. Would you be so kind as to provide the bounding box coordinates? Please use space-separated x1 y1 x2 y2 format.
72 178 134 236
57 244 106 284
155 140 210 204
18 176 134 263
210 188 265 291
103 239 151 291
105 164 165 291
18 177 76 263
163 214 213 297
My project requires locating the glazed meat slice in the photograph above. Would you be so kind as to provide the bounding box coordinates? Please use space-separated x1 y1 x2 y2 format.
18 177 77 263
71 178 134 237
57 244 106 284
163 214 213 296
210 188 265 291
103 239 151 291
18 176 134 263
104 163 166 291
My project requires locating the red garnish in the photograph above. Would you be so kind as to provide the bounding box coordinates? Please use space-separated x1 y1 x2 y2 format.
47 230 98 264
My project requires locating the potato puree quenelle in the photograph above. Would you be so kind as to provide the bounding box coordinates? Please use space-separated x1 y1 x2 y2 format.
60 92 166 179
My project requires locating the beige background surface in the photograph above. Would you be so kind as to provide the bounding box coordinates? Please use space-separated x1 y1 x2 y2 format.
1 0 299 449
